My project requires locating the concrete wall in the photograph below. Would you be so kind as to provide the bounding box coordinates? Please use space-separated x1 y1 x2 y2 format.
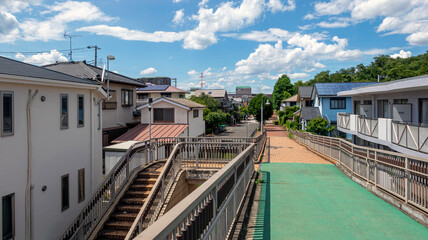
0 82 103 240
164 171 199 213
188 109 205 137
102 83 137 128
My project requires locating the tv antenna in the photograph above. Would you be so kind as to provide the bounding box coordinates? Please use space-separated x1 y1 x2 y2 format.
172 78 177 87
63 32 80 61
87 45 101 67
200 73 204 89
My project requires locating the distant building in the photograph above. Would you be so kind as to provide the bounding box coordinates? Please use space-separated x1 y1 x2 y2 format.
280 94 298 111
136 84 186 106
194 89 231 110
138 77 171 86
235 86 251 97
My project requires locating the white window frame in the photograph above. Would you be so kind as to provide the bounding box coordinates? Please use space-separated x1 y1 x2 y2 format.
1 91 14 137
60 94 69 129
2 193 15 240
77 94 84 127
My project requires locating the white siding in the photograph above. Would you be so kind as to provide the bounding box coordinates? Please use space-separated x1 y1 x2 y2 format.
102 83 137 128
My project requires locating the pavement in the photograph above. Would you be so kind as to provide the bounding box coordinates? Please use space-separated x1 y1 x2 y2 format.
216 122 259 138
251 124 428 240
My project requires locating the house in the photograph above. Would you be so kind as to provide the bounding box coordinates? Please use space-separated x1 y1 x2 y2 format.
112 98 206 144
0 56 105 240
194 89 231 111
297 86 314 107
44 61 146 146
280 94 298 111
295 86 314 129
138 76 171 85
312 82 377 135
136 83 186 106
336 75 428 159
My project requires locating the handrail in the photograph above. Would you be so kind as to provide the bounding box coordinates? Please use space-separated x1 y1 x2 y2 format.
135 143 255 240
291 130 428 213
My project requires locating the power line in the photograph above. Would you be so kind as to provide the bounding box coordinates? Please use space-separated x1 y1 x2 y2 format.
0 47 89 55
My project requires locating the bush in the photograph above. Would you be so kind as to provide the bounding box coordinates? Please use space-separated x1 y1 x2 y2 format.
306 117 335 136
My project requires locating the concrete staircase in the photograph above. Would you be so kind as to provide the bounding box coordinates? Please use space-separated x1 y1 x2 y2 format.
95 163 163 240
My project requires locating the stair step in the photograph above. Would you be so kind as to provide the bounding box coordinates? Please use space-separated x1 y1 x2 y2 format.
129 184 154 191
97 229 128 239
104 220 133 230
116 204 142 213
134 178 157 184
138 172 160 178
125 191 150 198
111 212 138 221
121 197 146 205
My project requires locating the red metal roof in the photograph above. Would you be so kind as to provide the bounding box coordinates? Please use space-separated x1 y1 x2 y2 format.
112 124 188 143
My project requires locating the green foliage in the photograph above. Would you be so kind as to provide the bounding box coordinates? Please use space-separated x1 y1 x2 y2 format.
282 91 292 101
285 116 301 131
205 110 227 134
248 94 273 122
190 93 221 111
293 52 428 88
306 117 335 136
189 93 227 134
279 106 300 125
272 74 296 110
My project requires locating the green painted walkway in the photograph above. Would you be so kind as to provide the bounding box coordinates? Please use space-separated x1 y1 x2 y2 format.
254 163 428 240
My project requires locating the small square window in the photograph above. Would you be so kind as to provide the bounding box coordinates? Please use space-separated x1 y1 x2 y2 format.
121 89 133 106
2 193 14 240
77 95 84 127
193 109 199 118
61 174 69 211
1 92 14 136
60 94 68 129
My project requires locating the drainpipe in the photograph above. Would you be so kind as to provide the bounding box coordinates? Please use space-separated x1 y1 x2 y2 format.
187 109 190 137
90 91 94 192
26 89 38 240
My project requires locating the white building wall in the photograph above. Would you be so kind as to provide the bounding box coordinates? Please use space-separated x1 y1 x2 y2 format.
102 83 137 128
188 109 205 137
0 82 103 240
140 101 188 124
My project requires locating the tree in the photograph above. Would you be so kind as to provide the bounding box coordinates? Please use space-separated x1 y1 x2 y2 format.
205 110 227 134
189 93 221 111
306 117 335 136
248 94 273 123
272 74 295 110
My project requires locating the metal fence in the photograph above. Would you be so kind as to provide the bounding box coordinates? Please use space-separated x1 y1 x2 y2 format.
134 143 256 240
291 130 428 214
392 121 428 154
357 116 378 138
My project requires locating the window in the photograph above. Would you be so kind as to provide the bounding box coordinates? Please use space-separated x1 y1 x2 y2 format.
179 94 185 98
1 92 13 136
60 94 68 129
61 174 69 211
2 194 14 240
419 99 428 124
138 93 148 100
377 100 389 118
363 100 372 105
161 93 172 98
103 90 117 110
77 95 84 127
393 99 408 104
193 109 199 118
121 89 133 106
154 108 174 122
78 169 85 203
330 98 346 109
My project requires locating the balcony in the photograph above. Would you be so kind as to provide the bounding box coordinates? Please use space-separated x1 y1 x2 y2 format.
337 113 428 157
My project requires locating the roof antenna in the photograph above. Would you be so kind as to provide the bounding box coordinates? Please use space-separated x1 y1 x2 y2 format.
64 32 80 61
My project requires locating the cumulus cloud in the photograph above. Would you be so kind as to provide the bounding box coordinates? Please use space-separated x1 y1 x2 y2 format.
288 72 310 79
267 0 295 13
390 50 412 59
15 50 68 65
140 67 157 75
0 11 19 43
173 9 185 24
173 0 182 3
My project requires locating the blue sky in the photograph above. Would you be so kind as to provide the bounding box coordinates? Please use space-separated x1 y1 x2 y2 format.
1 0 427 93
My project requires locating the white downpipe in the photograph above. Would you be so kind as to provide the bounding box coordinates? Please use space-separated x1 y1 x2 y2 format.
25 89 38 240
90 91 94 192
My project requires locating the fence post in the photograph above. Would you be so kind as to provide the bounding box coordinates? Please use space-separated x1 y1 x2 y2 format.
126 153 130 178
268 137 271 163
351 145 354 173
366 150 369 183
196 144 199 168
374 151 377 187
405 157 409 203
110 174 115 203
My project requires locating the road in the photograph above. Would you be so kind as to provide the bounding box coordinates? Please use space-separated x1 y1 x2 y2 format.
216 121 259 138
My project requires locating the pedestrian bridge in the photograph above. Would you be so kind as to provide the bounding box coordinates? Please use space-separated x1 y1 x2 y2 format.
60 129 428 240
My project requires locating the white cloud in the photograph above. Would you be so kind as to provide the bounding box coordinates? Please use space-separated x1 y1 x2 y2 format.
267 0 295 13
15 50 68 65
288 72 309 79
261 85 271 90
173 0 182 3
222 66 227 71
224 28 294 42
390 50 412 59
187 69 199 76
140 67 157 75
0 11 19 43
173 9 185 24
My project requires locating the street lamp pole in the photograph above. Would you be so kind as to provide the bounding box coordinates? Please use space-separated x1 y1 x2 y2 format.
260 95 270 133
148 98 153 162
106 55 115 98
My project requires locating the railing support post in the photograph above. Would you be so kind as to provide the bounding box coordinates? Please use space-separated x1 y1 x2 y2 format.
196 144 199 168
405 157 410 203
110 174 115 203
374 151 377 187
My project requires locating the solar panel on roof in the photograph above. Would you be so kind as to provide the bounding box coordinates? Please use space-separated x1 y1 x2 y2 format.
139 85 169 91
315 82 377 95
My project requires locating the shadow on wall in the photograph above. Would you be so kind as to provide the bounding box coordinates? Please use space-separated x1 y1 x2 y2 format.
253 171 271 240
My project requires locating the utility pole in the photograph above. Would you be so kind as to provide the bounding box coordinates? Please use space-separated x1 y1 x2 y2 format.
200 73 204 89
63 32 79 61
87 45 101 67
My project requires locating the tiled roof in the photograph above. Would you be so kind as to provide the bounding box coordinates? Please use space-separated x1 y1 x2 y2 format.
112 124 188 143
136 85 186 93
44 61 146 87
314 82 377 96
283 94 298 102
0 56 97 85
300 107 321 120
194 89 227 98
167 98 206 108
298 86 313 98
165 86 187 93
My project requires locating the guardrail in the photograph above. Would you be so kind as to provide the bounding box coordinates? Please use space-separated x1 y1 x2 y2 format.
392 121 428 154
338 113 351 130
134 143 255 240
291 130 428 214
357 116 378 138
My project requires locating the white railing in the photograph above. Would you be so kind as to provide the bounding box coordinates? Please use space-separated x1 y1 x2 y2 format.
357 116 378 138
392 121 428 154
134 143 256 240
291 130 428 214
338 113 350 130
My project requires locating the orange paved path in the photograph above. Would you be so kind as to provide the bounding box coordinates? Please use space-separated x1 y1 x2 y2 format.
264 124 330 164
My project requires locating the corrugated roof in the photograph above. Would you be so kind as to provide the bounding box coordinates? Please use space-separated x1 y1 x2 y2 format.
314 82 377 96
298 86 313 98
44 61 146 87
283 94 298 102
300 107 321 120
194 89 227 98
0 56 97 85
112 124 187 143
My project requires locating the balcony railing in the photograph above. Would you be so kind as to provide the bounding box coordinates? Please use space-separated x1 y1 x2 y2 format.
134 142 256 240
357 116 378 138
291 130 428 214
337 113 350 130
392 122 428 154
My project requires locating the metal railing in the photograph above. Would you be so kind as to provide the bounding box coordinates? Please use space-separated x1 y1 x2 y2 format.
291 130 428 214
357 116 378 138
134 143 256 240
338 113 350 130
392 121 428 154
59 138 175 240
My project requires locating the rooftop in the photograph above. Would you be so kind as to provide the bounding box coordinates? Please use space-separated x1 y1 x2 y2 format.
300 107 321 120
136 84 186 93
236 86 251 89
0 56 97 85
314 82 377 96
137 97 206 110
194 89 227 98
112 124 188 143
283 94 298 102
298 86 314 98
